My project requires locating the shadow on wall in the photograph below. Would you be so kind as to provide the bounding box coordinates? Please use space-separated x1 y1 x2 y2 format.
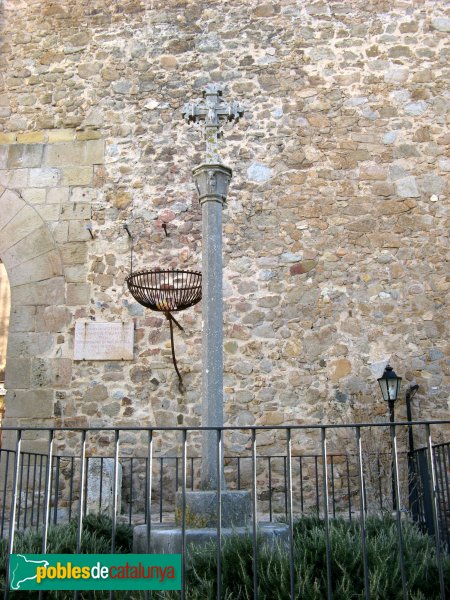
0 259 10 425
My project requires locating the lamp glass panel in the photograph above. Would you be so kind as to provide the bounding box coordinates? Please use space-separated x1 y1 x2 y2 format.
388 378 400 401
378 378 389 401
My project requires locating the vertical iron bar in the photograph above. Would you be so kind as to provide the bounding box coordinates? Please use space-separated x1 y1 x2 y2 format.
216 428 222 600
440 444 450 549
377 454 383 512
283 455 288 519
41 431 54 552
356 427 370 600
68 456 74 522
346 455 352 521
129 457 133 526
83 457 88 519
299 456 304 514
176 456 179 492
286 429 295 600
145 430 154 600
237 457 241 490
315 456 320 513
4 430 22 600
390 421 408 600
251 429 258 600
181 429 187 600
36 454 43 529
330 455 336 519
48 454 54 527
321 428 333 600
268 456 272 522
76 430 87 553
435 448 448 550
111 431 120 552
30 454 37 527
99 457 104 514
159 458 163 523
109 430 120 600
425 425 445 599
38 432 54 600
17 450 24 530
1 450 10 538
190 457 194 490
54 456 61 525
23 452 31 530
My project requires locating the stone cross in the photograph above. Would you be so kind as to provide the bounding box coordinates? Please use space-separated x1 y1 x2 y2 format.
183 84 243 164
183 85 242 489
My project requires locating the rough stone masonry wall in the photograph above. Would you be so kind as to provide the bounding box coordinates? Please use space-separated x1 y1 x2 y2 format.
0 0 448 459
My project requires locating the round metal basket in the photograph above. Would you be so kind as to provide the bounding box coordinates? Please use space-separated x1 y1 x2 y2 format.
126 268 202 393
126 269 202 312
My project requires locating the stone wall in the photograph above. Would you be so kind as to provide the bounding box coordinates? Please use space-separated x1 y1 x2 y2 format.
0 0 448 456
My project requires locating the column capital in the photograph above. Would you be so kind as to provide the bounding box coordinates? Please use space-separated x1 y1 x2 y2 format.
192 163 232 206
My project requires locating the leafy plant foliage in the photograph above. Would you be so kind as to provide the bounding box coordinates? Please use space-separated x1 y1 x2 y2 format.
0 515 448 599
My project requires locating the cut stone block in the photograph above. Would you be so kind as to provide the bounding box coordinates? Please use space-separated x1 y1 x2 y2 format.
35 204 62 222
29 168 60 187
6 389 54 418
11 277 65 306
7 144 43 168
60 203 91 220
44 140 104 167
66 283 91 306
47 129 76 143
8 306 36 332
175 490 252 527
7 332 53 358
8 250 62 287
60 166 93 186
0 206 43 255
60 243 87 266
2 226 54 268
68 220 91 242
0 168 28 188
21 188 46 205
4 358 31 389
86 458 122 517
133 522 289 554
31 357 72 388
35 306 71 332
0 189 26 230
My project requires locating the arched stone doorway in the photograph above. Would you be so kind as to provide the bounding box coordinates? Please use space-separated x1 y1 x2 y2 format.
0 188 67 447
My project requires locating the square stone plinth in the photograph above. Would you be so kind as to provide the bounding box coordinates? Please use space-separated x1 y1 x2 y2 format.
175 490 252 528
133 522 289 555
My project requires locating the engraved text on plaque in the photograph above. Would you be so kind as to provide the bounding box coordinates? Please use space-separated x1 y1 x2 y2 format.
74 322 134 361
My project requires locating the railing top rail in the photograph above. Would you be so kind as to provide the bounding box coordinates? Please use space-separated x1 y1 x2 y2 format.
0 420 448 432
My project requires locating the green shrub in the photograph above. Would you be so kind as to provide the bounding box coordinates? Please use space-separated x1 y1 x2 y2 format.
0 515 448 599
0 514 133 599
167 515 450 600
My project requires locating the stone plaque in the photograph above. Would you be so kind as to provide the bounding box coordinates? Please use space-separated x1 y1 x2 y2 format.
74 322 134 361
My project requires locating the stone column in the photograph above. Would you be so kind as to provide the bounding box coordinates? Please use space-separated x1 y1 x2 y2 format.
193 163 231 490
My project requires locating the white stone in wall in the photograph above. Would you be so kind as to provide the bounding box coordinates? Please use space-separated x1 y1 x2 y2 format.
86 458 122 517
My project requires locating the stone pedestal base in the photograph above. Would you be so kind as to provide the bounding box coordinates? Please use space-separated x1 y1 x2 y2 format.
133 522 289 554
175 490 252 527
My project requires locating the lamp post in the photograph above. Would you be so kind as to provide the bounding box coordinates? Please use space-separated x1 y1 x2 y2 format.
406 384 419 522
377 364 402 510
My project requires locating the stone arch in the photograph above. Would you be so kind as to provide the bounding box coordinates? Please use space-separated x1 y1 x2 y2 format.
0 188 67 439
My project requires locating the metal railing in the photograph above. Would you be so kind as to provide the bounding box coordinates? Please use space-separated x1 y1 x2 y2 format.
0 420 448 599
